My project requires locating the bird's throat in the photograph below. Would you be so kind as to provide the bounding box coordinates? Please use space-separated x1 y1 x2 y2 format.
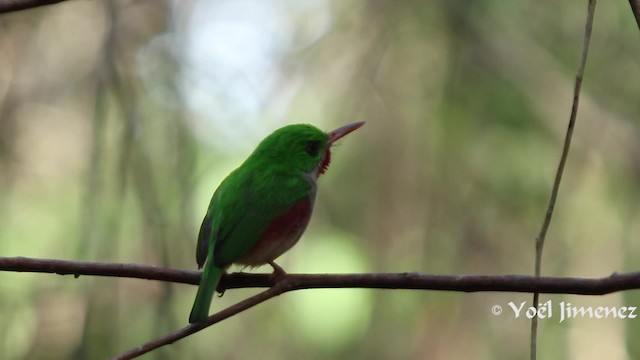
318 150 331 176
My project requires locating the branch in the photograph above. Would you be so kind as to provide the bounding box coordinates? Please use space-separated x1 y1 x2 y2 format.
5 256 640 359
630 0 640 31
0 256 200 284
3 256 640 295
111 286 282 360
0 0 68 14
112 270 640 360
530 1 597 358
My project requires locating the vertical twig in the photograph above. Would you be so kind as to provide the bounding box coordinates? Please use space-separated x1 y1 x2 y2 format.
530 1 597 359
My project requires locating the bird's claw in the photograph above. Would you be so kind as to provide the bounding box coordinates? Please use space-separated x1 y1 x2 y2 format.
268 261 287 282
216 270 229 297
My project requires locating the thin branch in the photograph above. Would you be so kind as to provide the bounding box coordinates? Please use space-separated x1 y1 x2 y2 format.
111 286 282 360
6 256 640 359
530 1 596 359
629 0 640 31
3 257 640 295
0 256 200 284
112 269 640 359
0 0 67 13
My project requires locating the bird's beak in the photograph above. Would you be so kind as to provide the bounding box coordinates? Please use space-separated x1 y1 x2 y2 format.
326 121 365 145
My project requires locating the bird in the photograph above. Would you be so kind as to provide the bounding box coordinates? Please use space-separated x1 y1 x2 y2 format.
188 121 365 323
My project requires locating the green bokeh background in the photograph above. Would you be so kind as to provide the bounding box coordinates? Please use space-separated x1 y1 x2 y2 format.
1 1 639 359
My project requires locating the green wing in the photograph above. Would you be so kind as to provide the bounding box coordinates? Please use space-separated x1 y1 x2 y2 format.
195 188 222 269
210 167 312 267
196 213 212 269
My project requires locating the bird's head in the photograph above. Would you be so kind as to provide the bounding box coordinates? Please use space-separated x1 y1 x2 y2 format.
252 121 365 178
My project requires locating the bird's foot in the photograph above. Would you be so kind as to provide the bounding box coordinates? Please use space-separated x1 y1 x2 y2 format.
268 261 287 282
216 270 229 297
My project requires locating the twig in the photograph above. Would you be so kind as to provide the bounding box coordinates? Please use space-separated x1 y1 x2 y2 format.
629 0 640 31
0 0 67 13
530 1 597 359
111 285 284 360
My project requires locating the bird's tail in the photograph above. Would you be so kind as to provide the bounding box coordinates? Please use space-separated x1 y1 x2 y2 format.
189 261 223 324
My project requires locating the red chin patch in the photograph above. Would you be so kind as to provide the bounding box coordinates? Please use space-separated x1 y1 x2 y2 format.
319 150 331 175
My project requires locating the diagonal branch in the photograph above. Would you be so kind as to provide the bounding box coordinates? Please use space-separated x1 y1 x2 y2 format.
111 285 283 360
629 0 640 31
0 0 68 13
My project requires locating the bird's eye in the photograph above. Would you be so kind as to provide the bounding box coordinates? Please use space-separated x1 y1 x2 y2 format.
305 140 322 156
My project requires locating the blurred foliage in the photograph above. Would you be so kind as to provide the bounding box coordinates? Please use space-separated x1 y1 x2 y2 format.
0 0 639 359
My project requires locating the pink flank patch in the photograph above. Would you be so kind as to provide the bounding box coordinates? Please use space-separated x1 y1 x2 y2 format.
238 198 313 266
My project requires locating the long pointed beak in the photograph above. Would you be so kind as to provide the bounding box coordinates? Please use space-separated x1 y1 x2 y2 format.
326 121 365 144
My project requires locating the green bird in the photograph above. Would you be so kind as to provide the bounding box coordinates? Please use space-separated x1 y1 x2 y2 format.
189 121 365 324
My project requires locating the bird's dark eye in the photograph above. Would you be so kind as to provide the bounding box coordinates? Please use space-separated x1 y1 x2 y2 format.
305 140 322 156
